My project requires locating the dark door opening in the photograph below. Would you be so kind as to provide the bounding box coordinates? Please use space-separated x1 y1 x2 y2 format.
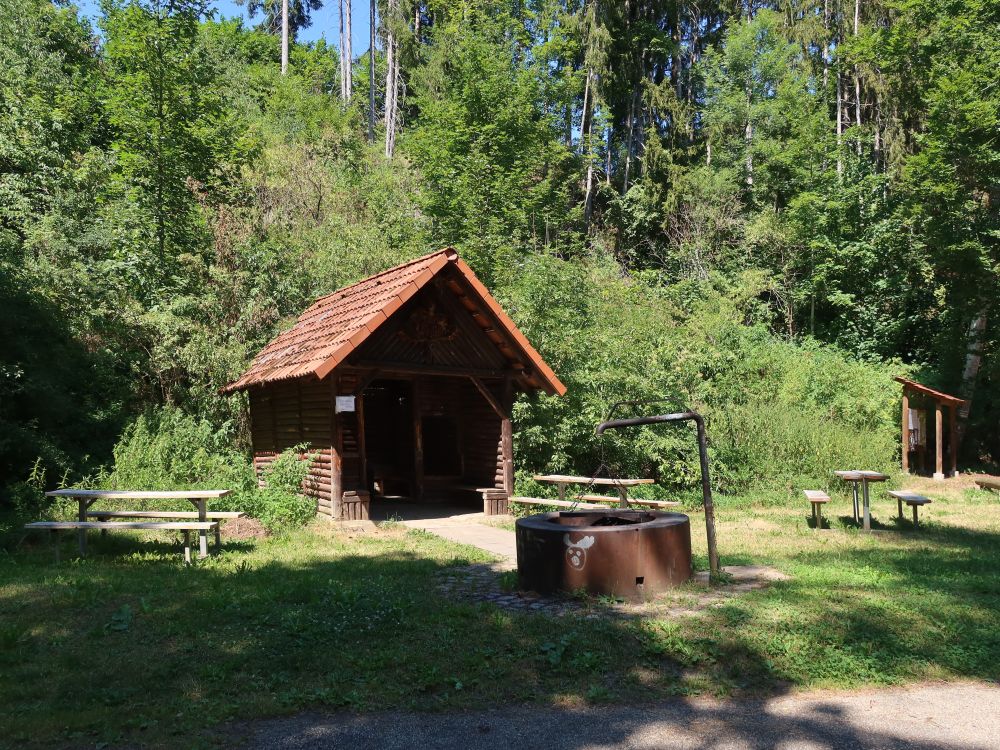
363 379 414 497
422 415 461 477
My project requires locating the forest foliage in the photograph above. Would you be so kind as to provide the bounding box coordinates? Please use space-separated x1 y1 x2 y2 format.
1 0 997 504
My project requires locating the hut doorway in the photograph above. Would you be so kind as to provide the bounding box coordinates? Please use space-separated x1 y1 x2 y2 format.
363 379 415 498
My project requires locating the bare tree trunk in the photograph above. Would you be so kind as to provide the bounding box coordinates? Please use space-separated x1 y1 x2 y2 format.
854 0 861 156
836 63 843 180
623 88 637 190
582 69 594 231
345 0 352 101
745 86 753 189
339 0 346 99
281 0 289 75
384 0 399 158
368 0 375 142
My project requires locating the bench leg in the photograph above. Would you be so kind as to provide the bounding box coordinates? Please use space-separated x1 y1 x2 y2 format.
912 505 919 529
898 497 903 520
852 485 859 523
51 529 60 564
215 525 221 549
184 530 191 565
817 503 823 528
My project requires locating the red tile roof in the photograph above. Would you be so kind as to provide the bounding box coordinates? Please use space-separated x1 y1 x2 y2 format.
895 377 967 405
224 248 566 395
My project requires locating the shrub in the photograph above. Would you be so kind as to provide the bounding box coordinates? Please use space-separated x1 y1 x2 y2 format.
238 446 317 532
106 406 255 493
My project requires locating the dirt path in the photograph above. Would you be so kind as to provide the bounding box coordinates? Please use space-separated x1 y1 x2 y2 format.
231 681 999 749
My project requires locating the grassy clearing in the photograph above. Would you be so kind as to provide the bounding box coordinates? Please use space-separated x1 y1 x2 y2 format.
2 481 999 748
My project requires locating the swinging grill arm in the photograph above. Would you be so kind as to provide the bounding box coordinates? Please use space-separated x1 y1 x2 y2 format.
596 411 720 578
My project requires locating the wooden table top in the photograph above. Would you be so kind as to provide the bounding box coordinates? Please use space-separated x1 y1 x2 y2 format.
46 489 233 499
833 471 890 482
534 474 655 487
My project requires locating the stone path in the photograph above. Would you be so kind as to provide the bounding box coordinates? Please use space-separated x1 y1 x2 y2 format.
233 681 1000 749
401 512 518 565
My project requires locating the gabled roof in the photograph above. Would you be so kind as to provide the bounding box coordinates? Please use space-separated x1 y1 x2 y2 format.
895 377 967 406
224 248 566 395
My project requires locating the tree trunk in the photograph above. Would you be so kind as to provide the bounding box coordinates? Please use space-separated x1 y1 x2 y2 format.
582 69 594 231
281 0 289 76
623 88 637 190
383 0 399 159
345 0 352 101
368 0 375 141
836 64 843 180
338 0 345 99
745 86 753 189
854 0 861 156
958 312 987 441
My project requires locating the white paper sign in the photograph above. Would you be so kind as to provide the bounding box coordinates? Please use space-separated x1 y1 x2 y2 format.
335 395 356 413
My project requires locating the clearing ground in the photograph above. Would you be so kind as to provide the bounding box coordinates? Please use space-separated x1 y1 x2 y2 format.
1 481 998 748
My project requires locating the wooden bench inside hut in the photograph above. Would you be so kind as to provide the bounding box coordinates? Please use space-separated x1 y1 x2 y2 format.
224 248 566 521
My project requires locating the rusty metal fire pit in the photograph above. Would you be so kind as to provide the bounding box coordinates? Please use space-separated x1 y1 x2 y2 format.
515 509 692 601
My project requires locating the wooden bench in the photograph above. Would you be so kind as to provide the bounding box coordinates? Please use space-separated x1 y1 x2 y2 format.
975 477 1000 492
803 490 830 527
576 494 681 509
887 491 932 528
511 496 610 510
86 510 245 546
25 521 218 563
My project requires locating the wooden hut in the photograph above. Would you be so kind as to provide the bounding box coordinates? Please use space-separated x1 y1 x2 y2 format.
224 249 566 519
896 377 967 480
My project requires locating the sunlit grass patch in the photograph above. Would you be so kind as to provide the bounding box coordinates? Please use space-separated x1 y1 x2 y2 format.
1 489 999 747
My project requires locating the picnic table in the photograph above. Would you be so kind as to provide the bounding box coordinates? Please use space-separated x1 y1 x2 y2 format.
833 471 889 531
533 474 656 508
43 489 233 559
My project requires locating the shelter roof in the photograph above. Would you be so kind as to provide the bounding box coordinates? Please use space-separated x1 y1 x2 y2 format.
224 248 565 396
895 377 967 406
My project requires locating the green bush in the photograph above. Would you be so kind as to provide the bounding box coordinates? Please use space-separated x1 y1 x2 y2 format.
506 254 900 499
240 447 317 532
106 406 255 494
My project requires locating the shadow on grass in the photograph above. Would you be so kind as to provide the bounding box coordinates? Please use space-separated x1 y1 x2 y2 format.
2 521 998 748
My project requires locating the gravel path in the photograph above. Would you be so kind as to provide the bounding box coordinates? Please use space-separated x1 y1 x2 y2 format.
232 681 999 749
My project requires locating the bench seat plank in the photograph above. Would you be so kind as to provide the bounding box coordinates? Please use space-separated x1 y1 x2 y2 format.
26 521 217 530
803 490 831 502
511 497 610 509
576 494 680 508
86 510 244 520
887 491 931 505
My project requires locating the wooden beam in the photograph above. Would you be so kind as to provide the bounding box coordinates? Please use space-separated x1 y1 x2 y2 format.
501 376 514 495
357 391 368 494
349 361 520 380
413 377 424 501
331 375 344 517
353 368 381 396
934 400 944 480
470 376 508 420
901 388 910 474
950 404 958 477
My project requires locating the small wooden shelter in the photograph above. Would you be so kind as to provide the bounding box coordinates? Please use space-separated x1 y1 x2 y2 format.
896 376 967 480
224 249 565 519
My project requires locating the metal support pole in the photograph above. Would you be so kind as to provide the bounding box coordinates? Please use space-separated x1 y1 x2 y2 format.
597 410 720 578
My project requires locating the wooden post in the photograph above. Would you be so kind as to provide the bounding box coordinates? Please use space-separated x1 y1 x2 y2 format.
501 376 514 496
413 377 424 501
949 405 958 478
934 400 944 480
332 375 344 519
357 391 368 494
901 389 910 474
77 498 87 556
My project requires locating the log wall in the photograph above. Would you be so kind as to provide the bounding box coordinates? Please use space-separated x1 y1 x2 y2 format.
249 372 510 519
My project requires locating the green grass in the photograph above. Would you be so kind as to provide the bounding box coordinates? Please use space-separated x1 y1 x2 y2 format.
2 484 999 748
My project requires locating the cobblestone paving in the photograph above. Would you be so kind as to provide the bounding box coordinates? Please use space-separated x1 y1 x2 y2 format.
436 562 789 619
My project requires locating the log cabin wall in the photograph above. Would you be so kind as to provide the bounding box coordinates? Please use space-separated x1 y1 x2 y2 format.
249 379 337 517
